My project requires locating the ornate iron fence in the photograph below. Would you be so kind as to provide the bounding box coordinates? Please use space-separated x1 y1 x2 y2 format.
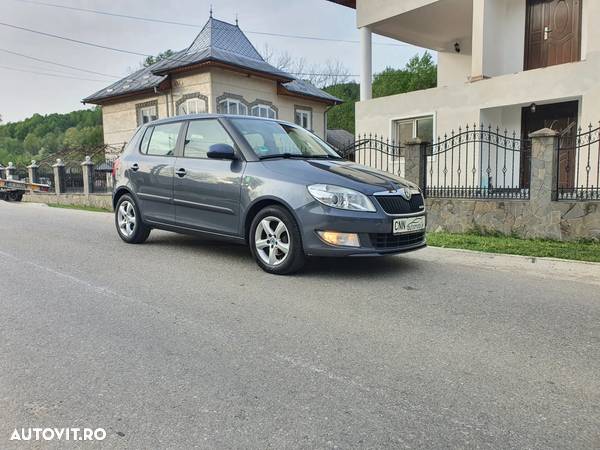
64 163 84 193
38 162 55 188
557 124 600 201
93 160 114 193
340 134 405 176
14 166 28 182
424 125 530 199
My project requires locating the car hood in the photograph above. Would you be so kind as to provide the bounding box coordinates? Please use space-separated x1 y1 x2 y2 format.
261 159 418 194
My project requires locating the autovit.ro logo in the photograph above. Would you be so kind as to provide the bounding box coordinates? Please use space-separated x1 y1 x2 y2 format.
10 427 106 442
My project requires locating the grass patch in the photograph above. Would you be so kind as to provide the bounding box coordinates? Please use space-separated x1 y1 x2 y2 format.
427 231 600 263
47 203 111 213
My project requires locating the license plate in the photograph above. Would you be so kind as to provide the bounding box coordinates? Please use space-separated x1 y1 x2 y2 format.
393 216 426 234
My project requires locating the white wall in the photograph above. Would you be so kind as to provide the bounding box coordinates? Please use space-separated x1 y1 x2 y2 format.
438 52 471 86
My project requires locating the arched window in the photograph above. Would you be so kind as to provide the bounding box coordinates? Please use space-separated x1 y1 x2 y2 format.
250 104 277 119
217 97 248 115
177 97 207 115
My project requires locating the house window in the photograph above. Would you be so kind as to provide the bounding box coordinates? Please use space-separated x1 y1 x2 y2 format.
136 102 158 126
250 103 277 119
177 97 207 115
393 116 434 146
217 97 248 115
294 107 312 130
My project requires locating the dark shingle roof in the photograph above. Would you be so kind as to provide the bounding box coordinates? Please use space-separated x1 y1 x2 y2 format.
83 66 166 104
151 17 292 80
280 79 342 104
84 17 341 105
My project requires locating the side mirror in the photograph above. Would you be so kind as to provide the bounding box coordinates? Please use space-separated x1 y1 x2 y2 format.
207 143 237 160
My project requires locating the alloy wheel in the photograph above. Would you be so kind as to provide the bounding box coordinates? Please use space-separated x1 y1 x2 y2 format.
117 200 136 237
254 216 290 266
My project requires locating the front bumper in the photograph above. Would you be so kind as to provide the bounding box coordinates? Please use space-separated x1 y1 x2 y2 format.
298 202 427 257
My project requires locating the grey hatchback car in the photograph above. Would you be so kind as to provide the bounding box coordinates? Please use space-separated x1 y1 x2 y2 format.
112 114 426 274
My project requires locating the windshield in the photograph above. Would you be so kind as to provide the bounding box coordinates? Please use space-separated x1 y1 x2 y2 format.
229 118 340 159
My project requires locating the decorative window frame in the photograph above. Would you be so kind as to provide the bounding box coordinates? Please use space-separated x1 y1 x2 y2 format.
136 100 159 126
294 105 313 131
216 93 250 115
175 93 208 115
249 99 278 119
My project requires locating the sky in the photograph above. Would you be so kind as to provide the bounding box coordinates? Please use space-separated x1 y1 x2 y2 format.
0 0 427 123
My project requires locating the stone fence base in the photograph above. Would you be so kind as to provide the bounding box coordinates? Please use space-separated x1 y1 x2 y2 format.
24 192 113 211
426 198 600 241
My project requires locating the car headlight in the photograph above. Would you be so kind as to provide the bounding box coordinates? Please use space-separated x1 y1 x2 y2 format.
308 184 376 212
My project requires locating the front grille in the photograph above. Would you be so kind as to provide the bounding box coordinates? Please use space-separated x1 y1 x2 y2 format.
375 193 424 215
368 231 425 250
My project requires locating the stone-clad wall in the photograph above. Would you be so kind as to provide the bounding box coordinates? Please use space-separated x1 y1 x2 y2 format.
425 198 600 241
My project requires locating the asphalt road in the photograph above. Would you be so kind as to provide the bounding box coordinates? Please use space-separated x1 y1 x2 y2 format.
1 201 599 449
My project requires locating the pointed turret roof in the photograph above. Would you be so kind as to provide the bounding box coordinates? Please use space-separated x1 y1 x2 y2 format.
150 17 292 80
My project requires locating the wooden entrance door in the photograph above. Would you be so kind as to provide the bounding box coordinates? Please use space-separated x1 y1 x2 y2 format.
520 101 578 189
525 0 582 70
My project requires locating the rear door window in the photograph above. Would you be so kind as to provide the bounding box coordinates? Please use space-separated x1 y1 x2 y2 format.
145 122 181 156
183 119 235 159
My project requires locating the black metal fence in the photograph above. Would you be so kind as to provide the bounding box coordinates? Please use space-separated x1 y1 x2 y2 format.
64 163 84 193
557 124 600 201
340 134 404 175
425 125 530 199
93 160 114 193
37 163 55 187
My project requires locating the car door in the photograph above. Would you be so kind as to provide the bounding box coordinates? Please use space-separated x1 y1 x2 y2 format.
130 121 182 224
173 118 245 236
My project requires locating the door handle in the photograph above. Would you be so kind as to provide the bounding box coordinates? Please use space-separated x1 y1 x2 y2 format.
544 26 552 40
176 168 187 178
131 163 139 172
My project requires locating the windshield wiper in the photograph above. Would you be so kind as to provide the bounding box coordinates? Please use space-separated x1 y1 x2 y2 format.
259 153 305 160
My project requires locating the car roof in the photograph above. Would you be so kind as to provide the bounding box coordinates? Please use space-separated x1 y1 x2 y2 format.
146 113 297 128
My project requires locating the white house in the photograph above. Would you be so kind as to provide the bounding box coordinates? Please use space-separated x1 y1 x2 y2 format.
328 0 599 191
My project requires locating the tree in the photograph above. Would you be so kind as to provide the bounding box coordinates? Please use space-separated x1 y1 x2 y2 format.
143 50 175 68
261 44 351 87
373 52 437 97
324 52 437 134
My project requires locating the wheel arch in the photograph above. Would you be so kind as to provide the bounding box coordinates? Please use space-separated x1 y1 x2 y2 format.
243 196 300 243
112 186 137 210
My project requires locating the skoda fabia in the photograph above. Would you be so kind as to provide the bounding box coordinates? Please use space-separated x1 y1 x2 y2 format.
112 115 426 274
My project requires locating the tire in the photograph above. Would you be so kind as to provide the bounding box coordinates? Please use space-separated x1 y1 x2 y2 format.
115 194 151 244
7 191 22 202
249 205 306 275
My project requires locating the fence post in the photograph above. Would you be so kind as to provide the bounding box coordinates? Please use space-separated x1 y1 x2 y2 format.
81 156 94 195
5 162 16 180
529 128 559 202
52 158 66 194
404 138 428 191
27 160 39 184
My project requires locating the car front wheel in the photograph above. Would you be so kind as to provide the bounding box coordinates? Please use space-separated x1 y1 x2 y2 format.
250 205 305 275
115 194 151 244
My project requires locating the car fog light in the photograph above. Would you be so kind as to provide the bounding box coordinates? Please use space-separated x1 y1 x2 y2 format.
317 231 360 247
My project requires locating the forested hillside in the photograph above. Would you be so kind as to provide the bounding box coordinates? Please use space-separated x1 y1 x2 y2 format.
0 108 103 165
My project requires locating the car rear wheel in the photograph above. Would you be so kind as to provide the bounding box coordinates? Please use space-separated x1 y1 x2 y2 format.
115 194 151 244
250 205 305 275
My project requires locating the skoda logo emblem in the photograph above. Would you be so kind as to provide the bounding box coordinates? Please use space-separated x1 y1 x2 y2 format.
399 188 412 201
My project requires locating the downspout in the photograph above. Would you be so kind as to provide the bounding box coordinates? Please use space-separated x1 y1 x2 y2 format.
324 103 335 141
